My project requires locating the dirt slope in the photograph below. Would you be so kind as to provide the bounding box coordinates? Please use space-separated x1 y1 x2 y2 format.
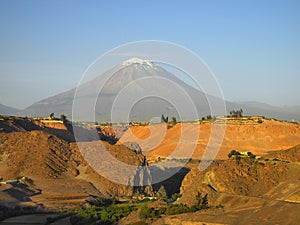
0 129 153 209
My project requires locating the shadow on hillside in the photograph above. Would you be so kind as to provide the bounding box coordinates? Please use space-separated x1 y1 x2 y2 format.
2 183 41 202
151 166 190 198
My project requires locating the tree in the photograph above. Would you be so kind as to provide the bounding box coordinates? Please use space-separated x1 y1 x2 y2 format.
49 113 54 119
229 109 243 118
247 151 256 160
161 114 168 123
60 114 67 122
239 108 243 117
172 116 177 125
228 150 241 159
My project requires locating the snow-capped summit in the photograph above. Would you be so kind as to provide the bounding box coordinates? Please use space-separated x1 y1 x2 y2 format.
122 57 154 68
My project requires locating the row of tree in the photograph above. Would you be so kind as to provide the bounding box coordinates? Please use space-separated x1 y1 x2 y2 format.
50 109 243 124
49 113 67 122
229 109 243 117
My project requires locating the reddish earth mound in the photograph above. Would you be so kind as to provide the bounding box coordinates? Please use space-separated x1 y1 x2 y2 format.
266 144 300 162
119 119 300 160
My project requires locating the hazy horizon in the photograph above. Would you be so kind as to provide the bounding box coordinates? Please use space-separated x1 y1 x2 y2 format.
1 0 300 109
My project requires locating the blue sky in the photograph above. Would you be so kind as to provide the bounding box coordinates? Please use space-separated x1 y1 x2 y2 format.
0 0 299 109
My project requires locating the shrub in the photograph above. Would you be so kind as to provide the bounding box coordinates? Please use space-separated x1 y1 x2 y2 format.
171 117 177 125
164 204 190 215
139 206 154 219
228 150 241 159
171 193 182 202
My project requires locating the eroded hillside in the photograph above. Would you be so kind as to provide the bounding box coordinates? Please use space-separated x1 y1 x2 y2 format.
0 119 154 210
119 118 300 160
0 117 299 224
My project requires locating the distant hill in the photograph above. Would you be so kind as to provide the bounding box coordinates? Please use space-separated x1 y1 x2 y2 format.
0 103 19 115
236 101 300 121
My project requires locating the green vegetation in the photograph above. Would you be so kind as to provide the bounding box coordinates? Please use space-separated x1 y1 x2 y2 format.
228 150 256 159
71 192 212 224
139 191 209 220
70 197 154 225
139 203 209 219
228 150 257 164
72 204 137 225
171 193 182 202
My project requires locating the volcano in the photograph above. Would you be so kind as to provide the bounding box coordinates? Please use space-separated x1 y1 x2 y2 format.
17 58 300 121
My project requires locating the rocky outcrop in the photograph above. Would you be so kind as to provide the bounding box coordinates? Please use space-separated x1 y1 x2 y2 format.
179 153 300 205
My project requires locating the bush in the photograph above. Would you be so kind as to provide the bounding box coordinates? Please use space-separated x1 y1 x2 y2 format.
228 150 241 159
139 207 155 219
171 193 182 202
247 152 256 160
165 204 190 215
139 200 209 220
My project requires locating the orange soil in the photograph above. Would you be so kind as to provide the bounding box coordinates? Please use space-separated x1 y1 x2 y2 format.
119 120 300 160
